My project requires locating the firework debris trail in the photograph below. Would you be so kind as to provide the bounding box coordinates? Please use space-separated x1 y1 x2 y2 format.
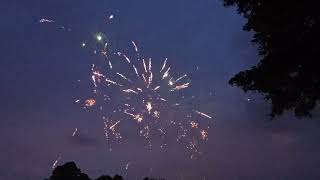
38 17 72 31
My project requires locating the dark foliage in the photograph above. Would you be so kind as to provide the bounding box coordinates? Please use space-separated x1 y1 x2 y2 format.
142 178 165 180
45 162 163 180
224 0 320 117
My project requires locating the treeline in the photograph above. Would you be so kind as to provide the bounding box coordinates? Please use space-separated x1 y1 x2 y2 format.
45 162 164 180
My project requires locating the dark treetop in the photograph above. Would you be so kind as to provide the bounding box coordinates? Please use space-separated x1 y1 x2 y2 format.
45 162 164 180
224 0 320 117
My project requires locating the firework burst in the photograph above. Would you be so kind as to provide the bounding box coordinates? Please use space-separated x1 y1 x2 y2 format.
76 34 213 158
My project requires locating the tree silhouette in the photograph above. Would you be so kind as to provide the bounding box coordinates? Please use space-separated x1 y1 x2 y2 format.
142 178 165 180
224 1 320 117
45 162 163 180
45 162 90 180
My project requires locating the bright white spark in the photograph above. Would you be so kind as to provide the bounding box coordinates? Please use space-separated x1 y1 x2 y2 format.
132 41 138 52
142 74 147 83
168 79 174 86
92 75 97 87
154 86 160 91
133 65 139 77
109 60 113 69
153 111 160 118
93 71 105 78
196 110 212 119
162 67 170 79
72 128 78 136
109 14 114 20
52 154 62 169
75 99 80 103
97 34 102 41
148 58 152 72
110 120 121 129
106 78 122 86
143 59 147 73
117 72 130 81
123 54 131 63
146 102 152 114
125 162 130 170
39 18 54 23
123 89 138 94
176 74 187 82
148 72 153 86
124 111 143 122
160 58 167 72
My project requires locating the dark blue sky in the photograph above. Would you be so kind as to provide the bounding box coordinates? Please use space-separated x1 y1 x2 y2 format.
1 0 320 179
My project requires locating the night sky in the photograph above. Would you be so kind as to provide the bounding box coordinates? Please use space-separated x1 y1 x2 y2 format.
2 0 320 179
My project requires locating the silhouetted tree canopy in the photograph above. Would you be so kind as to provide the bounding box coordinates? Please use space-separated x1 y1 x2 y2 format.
45 162 164 180
224 1 320 117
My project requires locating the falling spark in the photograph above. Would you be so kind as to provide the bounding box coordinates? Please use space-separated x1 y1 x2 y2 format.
146 102 153 114
171 83 190 91
39 18 54 23
91 75 97 87
160 98 167 101
110 120 121 129
52 153 62 169
162 67 170 80
148 58 152 72
72 128 78 136
109 14 114 20
132 41 138 52
133 65 139 77
143 59 147 73
108 60 113 69
125 162 130 170
124 111 143 122
106 78 122 86
75 99 80 103
93 71 105 78
176 74 187 82
123 54 131 63
154 86 160 91
142 74 147 83
117 72 130 82
195 110 212 119
160 58 167 72
123 89 138 94
148 72 153 86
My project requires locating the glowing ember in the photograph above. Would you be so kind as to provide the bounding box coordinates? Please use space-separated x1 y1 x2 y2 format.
85 99 96 107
